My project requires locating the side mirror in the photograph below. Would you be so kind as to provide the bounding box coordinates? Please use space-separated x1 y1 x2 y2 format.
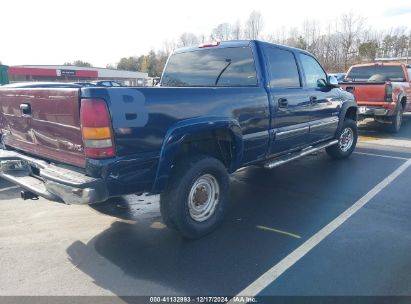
328 75 339 88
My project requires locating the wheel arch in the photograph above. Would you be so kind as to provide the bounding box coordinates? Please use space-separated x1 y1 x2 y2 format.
337 101 357 133
151 117 243 193
399 94 407 111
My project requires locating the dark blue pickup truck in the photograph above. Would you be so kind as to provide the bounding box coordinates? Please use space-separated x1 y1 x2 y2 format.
0 40 357 238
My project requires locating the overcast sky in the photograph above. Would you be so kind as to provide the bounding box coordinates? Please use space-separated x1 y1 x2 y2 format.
1 0 411 67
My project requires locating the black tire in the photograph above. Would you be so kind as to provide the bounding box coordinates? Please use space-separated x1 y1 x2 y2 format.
159 155 230 239
388 103 403 133
326 119 358 159
159 198 178 230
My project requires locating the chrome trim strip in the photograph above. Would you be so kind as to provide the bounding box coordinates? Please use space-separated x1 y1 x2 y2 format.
310 118 339 131
275 126 309 140
243 130 270 140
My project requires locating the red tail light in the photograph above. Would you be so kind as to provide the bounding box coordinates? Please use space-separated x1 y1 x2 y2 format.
385 83 393 102
80 99 116 159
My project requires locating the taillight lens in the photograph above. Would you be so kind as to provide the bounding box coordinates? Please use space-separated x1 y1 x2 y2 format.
80 99 116 158
385 83 393 102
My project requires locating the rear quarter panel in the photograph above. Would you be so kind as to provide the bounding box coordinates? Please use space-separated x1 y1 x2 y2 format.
81 86 270 163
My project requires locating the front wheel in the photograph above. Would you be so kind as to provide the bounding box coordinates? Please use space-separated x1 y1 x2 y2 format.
326 119 358 159
159 155 230 239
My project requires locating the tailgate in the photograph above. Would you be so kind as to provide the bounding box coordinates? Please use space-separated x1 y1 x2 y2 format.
341 82 386 103
0 87 85 167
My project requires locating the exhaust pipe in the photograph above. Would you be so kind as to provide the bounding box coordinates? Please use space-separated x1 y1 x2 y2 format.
21 190 39 200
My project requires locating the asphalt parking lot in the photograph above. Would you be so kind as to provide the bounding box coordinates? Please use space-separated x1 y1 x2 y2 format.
1 115 411 301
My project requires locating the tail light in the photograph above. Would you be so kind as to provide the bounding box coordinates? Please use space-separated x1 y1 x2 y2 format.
385 83 393 102
80 98 116 159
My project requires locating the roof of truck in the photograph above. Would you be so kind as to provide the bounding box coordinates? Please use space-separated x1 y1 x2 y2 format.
349 62 406 68
173 40 311 56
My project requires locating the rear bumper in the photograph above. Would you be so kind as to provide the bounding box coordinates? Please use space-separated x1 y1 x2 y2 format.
357 104 396 118
358 106 390 117
356 100 398 116
0 149 108 204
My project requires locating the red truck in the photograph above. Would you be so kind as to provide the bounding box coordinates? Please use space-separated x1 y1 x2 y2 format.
341 63 411 132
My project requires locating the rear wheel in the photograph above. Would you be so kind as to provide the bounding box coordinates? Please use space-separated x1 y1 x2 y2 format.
159 155 230 239
388 103 403 133
326 119 357 159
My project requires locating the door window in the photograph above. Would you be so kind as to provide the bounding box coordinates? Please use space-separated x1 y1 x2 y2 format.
265 47 301 88
300 53 327 88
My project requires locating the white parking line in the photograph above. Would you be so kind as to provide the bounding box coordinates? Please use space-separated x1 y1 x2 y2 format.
0 185 20 193
230 158 411 300
354 151 409 161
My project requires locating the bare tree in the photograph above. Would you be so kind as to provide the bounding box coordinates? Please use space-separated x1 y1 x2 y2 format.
211 23 232 41
285 27 300 47
276 26 288 44
319 21 343 71
244 11 264 39
178 33 200 47
339 12 365 69
231 20 242 40
197 34 207 44
302 20 321 55
162 40 178 56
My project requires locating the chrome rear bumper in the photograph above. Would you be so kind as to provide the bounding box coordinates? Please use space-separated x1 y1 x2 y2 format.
0 149 108 204
357 106 391 117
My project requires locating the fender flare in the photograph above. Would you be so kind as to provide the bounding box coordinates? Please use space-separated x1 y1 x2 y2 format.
337 100 358 133
397 93 407 107
151 117 243 193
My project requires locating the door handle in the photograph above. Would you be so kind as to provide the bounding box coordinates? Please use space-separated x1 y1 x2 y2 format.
278 98 288 108
20 103 32 115
310 96 318 104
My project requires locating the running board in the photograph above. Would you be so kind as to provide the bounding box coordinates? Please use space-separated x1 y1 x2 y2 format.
264 140 338 169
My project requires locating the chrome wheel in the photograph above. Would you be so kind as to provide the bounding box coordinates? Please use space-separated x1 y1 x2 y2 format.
339 127 354 152
188 174 220 222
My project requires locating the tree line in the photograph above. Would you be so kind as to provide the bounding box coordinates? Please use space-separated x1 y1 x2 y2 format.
110 11 409 76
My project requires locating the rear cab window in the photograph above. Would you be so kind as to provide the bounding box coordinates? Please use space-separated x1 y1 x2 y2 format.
161 47 258 87
346 65 406 82
264 47 301 88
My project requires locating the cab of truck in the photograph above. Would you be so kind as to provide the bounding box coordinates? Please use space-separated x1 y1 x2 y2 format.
341 62 411 132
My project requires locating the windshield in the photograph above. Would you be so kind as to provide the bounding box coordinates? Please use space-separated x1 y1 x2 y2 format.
161 47 258 87
346 65 405 82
